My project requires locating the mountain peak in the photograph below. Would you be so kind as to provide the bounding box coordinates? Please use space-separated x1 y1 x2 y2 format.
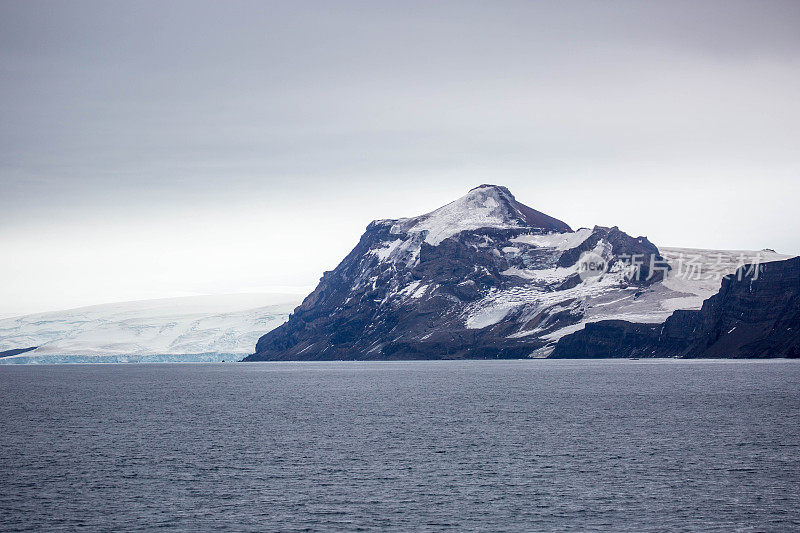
469 183 512 193
390 185 572 245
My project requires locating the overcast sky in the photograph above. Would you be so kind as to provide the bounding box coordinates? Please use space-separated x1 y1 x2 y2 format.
1 0 799 316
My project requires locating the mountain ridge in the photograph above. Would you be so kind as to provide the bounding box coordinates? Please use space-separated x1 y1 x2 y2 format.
551 256 800 358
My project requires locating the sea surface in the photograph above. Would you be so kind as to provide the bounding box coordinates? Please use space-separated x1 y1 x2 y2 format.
1 360 799 532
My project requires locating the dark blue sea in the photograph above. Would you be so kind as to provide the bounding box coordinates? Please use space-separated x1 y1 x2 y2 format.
1 360 799 532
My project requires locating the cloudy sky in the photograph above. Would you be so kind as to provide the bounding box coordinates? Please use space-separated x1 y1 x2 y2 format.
1 0 799 316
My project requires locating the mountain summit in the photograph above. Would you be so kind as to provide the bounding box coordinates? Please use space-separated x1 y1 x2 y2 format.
246 185 681 360
386 184 572 246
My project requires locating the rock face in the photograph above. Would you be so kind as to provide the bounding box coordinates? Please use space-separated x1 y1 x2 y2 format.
551 256 800 358
247 185 668 361
0 347 36 359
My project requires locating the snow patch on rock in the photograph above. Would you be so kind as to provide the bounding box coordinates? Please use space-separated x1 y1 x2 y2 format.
369 239 405 261
511 227 592 250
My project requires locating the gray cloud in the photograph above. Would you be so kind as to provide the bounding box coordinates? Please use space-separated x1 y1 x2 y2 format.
1 0 799 315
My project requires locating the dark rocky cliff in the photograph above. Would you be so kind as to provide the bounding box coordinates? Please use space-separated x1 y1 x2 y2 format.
551 256 800 358
0 346 37 359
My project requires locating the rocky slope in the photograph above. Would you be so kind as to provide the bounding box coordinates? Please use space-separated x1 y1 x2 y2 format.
551 256 800 358
247 185 695 361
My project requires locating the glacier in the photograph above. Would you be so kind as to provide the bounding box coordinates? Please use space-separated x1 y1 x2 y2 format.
0 293 302 364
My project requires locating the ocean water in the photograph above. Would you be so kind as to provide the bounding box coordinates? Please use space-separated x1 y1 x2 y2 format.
1 360 799 532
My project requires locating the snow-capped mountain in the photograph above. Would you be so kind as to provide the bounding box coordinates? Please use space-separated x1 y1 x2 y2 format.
0 294 302 364
247 184 789 361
